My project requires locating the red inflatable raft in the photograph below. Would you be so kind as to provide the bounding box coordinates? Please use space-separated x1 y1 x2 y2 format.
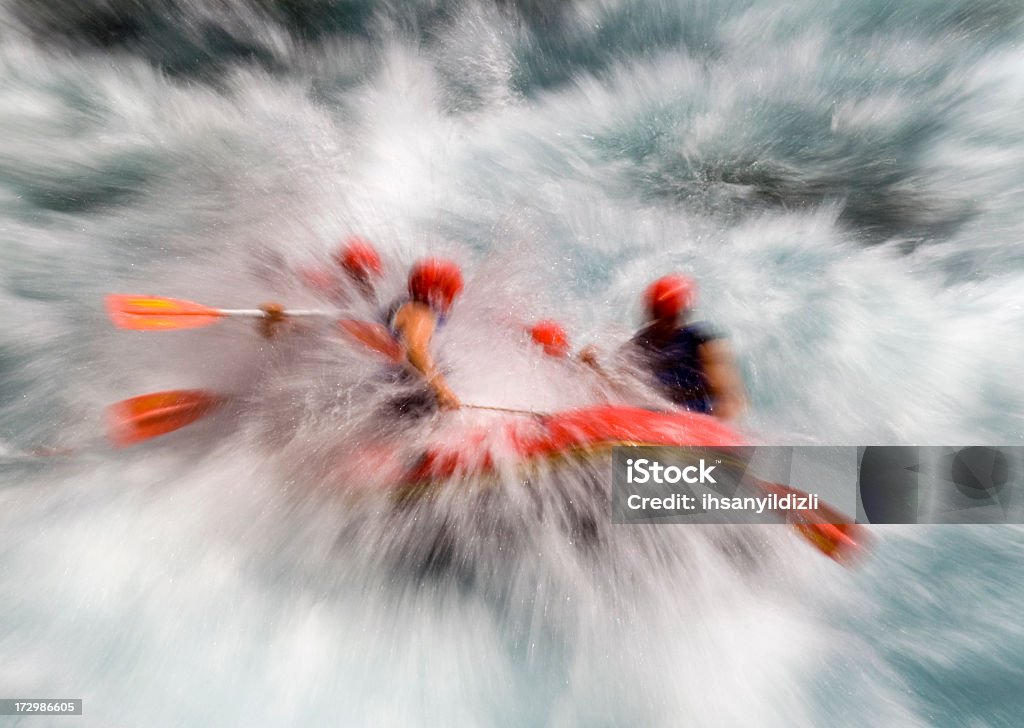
402 404 745 485
105 389 865 563
400 404 865 563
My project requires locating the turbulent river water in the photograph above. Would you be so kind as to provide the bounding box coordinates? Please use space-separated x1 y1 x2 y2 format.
1 1 1023 725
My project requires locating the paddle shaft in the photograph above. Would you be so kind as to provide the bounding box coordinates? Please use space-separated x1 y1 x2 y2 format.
210 309 329 318
462 404 547 417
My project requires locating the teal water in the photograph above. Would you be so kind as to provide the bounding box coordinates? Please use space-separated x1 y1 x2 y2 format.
1 1 1023 725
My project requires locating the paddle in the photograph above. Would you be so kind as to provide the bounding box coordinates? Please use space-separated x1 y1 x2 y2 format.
105 295 329 331
336 320 403 362
107 389 227 446
748 477 866 563
706 448 866 563
462 404 547 417
101 391 526 448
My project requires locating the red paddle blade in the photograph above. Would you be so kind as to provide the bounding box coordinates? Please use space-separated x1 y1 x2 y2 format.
107 389 226 446
299 267 336 294
337 319 403 362
105 295 226 331
792 519 866 563
756 480 868 563
787 496 868 564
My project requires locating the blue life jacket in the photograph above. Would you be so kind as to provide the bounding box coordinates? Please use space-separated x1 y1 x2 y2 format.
631 322 716 414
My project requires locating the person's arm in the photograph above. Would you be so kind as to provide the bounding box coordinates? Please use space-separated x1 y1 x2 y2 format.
574 345 614 401
576 343 659 404
699 339 745 420
577 344 602 371
393 302 461 410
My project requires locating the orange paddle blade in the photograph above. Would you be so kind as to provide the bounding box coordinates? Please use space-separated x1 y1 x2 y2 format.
792 520 865 563
106 295 226 330
107 389 226 446
337 319 403 362
756 480 868 563
793 495 868 564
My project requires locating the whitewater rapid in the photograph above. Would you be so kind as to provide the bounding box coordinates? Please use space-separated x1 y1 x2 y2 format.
2 0 1023 725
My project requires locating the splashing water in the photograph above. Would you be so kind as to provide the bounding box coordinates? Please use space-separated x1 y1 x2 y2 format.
1 0 1023 725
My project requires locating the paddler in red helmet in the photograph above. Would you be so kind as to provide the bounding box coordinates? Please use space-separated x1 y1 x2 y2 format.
335 237 383 300
388 257 464 411
527 320 644 402
528 320 572 359
297 236 383 305
628 274 745 420
529 320 606 371
261 236 384 337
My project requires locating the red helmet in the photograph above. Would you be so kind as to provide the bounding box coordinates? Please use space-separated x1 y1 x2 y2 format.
529 320 570 358
408 257 464 314
643 274 696 320
335 237 383 282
